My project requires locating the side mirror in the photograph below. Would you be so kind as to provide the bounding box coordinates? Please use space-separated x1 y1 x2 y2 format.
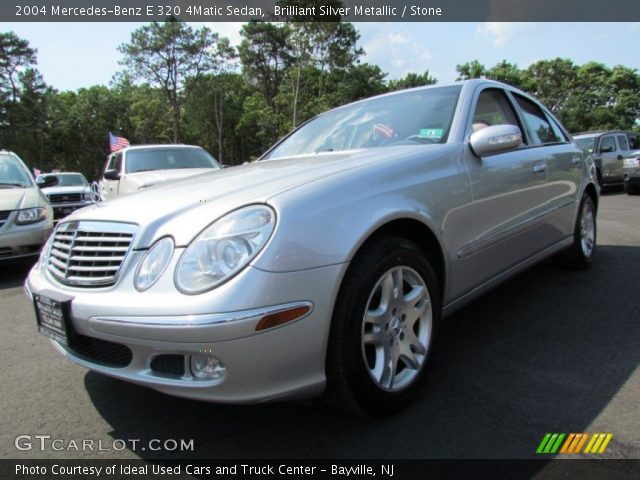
470 125 523 157
599 144 614 153
103 169 121 181
36 176 58 189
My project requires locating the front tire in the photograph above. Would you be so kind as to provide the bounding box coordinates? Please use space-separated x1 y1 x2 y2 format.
325 236 441 417
624 181 640 195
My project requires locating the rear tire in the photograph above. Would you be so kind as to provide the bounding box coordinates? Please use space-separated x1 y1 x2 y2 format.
324 236 440 417
556 193 596 269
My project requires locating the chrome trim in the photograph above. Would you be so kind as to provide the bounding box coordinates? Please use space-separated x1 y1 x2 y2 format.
45 220 138 287
91 301 314 327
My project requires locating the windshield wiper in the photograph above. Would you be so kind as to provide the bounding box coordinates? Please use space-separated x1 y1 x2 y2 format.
0 182 26 188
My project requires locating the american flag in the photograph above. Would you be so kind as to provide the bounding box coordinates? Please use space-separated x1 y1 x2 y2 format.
109 132 130 152
373 123 395 138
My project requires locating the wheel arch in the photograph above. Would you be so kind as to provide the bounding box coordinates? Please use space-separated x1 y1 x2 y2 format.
348 218 446 300
584 182 599 211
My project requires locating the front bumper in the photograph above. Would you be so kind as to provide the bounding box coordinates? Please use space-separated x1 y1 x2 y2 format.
0 219 52 261
25 259 346 403
50 201 94 221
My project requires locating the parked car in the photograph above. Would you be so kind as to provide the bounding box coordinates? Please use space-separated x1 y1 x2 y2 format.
0 151 55 261
36 172 94 221
573 130 639 188
98 145 221 201
26 80 598 416
623 152 640 195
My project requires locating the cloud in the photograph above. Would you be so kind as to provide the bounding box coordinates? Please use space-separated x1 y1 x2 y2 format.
387 33 408 45
205 22 244 47
476 22 531 46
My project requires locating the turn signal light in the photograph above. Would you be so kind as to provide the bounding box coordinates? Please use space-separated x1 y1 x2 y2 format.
255 305 311 331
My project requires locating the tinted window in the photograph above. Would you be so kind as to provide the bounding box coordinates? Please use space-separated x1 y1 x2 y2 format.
617 134 629 151
265 85 462 159
599 136 616 153
125 148 220 174
629 134 639 150
513 94 561 145
37 173 88 186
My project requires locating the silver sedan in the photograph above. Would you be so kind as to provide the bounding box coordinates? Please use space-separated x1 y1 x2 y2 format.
26 80 598 416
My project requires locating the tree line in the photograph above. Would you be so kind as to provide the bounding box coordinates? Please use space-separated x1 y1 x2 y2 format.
1 19 639 181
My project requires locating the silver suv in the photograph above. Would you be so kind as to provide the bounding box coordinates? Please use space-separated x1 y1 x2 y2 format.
573 130 639 188
26 80 598 415
0 151 54 261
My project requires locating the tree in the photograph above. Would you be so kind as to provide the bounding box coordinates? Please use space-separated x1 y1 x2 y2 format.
456 60 486 80
388 71 437 91
238 21 292 143
118 20 224 142
0 32 37 103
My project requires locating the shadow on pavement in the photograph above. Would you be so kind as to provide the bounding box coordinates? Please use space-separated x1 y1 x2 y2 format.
77 244 638 462
0 259 35 291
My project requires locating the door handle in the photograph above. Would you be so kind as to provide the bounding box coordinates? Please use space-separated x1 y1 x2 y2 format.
533 163 546 174
572 157 582 166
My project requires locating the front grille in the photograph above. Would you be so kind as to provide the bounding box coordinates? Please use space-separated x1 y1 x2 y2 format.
0 210 10 228
150 355 186 378
47 222 136 286
49 193 83 204
69 334 132 368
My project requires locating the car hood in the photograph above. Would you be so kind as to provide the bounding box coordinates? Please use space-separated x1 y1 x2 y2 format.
41 185 90 195
67 146 443 247
125 168 215 188
0 186 44 211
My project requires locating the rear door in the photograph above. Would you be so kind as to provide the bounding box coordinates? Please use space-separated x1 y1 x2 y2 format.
510 92 582 241
598 134 624 185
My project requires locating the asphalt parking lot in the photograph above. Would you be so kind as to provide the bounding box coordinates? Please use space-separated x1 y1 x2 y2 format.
1 191 639 465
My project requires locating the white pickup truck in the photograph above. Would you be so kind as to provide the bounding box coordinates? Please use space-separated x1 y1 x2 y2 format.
97 144 221 201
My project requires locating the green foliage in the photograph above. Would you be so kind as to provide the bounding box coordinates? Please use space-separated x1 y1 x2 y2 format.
3 27 640 179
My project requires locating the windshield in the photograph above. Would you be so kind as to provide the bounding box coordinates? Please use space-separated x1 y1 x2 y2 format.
126 147 220 174
38 173 88 186
265 85 462 160
574 136 597 153
0 154 33 188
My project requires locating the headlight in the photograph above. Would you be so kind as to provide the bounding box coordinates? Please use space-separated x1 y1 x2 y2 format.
16 207 48 225
623 157 640 168
134 237 174 292
175 205 276 294
83 192 93 201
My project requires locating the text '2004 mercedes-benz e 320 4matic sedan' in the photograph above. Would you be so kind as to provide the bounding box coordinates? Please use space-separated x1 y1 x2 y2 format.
26 80 598 416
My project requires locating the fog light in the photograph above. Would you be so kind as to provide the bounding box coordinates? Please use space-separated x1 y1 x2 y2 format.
190 354 225 380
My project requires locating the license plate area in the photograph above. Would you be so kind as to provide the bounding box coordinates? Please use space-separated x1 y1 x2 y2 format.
33 290 75 346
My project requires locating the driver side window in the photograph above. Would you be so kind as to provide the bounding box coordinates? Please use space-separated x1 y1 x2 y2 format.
472 89 519 135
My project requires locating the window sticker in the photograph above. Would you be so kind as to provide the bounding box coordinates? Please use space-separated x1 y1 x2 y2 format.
419 128 443 139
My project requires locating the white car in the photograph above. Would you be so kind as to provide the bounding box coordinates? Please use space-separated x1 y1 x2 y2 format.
98 145 221 201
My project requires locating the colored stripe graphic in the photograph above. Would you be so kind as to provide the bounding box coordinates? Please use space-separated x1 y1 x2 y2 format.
538 433 613 454
537 433 565 454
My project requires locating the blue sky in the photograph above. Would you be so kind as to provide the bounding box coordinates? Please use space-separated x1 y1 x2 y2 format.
2 22 639 91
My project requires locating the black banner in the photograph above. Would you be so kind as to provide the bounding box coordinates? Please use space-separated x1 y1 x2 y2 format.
4 0 640 22
3 459 640 480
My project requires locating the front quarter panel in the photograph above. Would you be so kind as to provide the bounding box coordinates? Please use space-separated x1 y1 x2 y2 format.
255 146 469 291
